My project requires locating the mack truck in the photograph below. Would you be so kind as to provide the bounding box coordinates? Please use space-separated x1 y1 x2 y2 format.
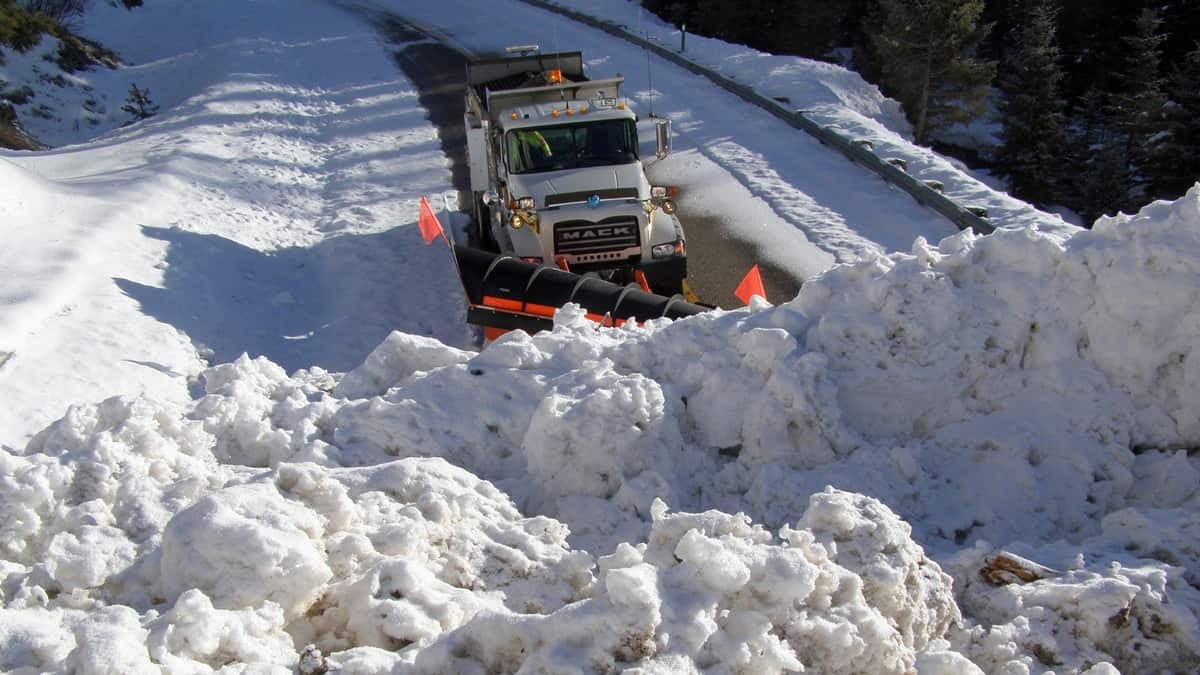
464 48 687 296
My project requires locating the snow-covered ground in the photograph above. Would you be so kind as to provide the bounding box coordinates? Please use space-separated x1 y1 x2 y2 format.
1 0 1198 672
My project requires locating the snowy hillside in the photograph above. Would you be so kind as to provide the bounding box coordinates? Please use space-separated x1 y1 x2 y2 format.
1 0 1198 673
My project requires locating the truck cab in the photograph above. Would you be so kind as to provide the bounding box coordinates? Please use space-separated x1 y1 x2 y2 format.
464 50 686 295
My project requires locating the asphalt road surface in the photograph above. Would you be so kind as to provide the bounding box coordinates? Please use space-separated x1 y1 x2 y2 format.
366 8 802 309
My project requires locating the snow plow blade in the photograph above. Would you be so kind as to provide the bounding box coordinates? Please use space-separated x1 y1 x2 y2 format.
455 246 708 335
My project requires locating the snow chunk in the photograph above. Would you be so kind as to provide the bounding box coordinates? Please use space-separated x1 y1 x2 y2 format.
410 493 960 674
160 482 332 620
796 487 961 652
338 558 501 652
0 609 74 672
951 541 1200 673
191 354 343 467
288 457 594 657
147 589 295 671
334 331 473 399
915 640 985 675
65 605 157 674
44 525 138 591
523 366 674 504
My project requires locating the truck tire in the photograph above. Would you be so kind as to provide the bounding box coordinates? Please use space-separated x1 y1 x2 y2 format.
474 195 497 251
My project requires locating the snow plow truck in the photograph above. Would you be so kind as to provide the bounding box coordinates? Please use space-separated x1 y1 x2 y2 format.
464 47 687 296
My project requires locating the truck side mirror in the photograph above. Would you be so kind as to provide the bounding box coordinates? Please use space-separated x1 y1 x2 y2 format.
654 118 672 159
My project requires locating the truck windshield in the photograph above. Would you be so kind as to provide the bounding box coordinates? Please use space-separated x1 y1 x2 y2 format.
506 119 638 174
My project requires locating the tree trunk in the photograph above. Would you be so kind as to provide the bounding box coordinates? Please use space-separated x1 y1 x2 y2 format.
914 38 934 144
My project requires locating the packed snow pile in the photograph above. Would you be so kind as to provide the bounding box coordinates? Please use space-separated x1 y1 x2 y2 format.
2 187 1198 673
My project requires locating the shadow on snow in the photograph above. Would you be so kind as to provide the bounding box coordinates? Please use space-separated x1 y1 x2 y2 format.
116 224 470 375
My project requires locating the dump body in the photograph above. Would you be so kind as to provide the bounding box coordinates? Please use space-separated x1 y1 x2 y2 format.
464 50 686 295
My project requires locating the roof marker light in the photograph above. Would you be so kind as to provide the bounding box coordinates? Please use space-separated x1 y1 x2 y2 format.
551 109 560 117
548 69 562 83
511 112 518 120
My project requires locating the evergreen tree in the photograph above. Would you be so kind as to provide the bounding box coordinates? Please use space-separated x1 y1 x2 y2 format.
761 0 853 59
1158 0 1200 74
860 0 995 144
1156 43 1200 196
688 0 762 47
121 83 157 122
979 0 1030 62
1066 87 1127 223
638 0 695 29
1053 0 1138 99
1107 7 1167 209
996 0 1065 205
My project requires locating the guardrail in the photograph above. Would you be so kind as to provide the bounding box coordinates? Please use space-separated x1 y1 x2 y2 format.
515 0 994 235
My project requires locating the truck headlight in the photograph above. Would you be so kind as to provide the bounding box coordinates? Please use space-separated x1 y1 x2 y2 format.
510 209 540 233
649 186 677 214
652 241 684 259
517 196 536 210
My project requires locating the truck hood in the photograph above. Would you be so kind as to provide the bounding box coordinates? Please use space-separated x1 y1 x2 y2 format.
509 163 647 208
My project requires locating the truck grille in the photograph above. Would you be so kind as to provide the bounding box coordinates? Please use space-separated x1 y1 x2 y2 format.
545 188 639 208
553 217 641 258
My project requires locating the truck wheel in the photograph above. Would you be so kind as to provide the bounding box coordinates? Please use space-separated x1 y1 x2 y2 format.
474 196 497 251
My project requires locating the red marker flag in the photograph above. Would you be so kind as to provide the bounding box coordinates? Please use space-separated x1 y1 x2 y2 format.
734 264 766 305
418 196 445 245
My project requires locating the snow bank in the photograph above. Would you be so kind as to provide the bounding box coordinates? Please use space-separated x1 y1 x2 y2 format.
0 385 953 673
3 186 1199 672
0 384 591 671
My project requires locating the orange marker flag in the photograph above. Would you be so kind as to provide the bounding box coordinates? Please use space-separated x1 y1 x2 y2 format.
418 196 446 245
734 264 766 305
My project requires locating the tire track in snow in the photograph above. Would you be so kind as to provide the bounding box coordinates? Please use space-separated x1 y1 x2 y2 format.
701 139 886 264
